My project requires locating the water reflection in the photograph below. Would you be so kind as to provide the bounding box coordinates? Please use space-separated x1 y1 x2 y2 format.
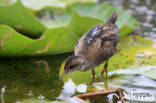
0 53 70 103
122 75 156 102
58 78 87 103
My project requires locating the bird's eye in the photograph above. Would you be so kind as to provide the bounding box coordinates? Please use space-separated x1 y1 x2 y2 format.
69 65 74 69
69 64 78 69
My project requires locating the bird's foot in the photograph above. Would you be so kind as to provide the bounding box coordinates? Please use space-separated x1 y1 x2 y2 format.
87 80 94 85
101 74 108 80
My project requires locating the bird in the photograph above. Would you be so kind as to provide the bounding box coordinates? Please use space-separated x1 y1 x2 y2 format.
60 11 119 84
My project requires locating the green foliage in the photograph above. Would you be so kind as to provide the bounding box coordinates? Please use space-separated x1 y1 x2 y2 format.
0 0 46 37
0 0 138 56
37 2 138 37
0 12 101 56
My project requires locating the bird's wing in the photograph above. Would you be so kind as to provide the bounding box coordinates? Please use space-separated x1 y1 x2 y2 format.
75 23 119 63
75 23 104 56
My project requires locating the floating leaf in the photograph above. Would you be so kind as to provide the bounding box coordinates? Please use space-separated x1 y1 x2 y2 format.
0 12 102 56
0 0 46 38
36 2 138 38
60 36 156 84
0 25 34 56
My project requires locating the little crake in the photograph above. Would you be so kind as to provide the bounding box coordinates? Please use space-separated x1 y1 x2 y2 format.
61 11 119 84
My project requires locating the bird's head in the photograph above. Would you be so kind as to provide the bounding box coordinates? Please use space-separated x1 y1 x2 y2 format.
60 56 86 79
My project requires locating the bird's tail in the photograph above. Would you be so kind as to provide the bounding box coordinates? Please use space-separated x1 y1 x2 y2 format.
106 11 118 24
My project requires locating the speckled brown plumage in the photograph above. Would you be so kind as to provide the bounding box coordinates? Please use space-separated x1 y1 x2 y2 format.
75 22 119 70
62 11 119 84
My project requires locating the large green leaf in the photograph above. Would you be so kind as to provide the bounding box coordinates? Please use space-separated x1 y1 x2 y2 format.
0 0 46 38
0 12 102 56
0 25 34 55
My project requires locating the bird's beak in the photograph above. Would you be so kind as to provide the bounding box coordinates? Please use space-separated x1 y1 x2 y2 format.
59 71 67 80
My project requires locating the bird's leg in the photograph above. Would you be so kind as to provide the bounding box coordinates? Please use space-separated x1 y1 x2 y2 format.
104 77 108 89
90 69 95 85
101 70 108 89
101 60 109 77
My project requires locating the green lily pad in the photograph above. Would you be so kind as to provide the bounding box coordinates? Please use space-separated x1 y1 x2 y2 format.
0 12 102 56
22 99 51 103
0 0 46 38
36 2 138 38
60 36 156 84
0 0 138 56
0 25 34 56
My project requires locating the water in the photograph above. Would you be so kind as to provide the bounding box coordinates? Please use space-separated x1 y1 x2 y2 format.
100 0 156 41
1 55 156 103
0 54 68 103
